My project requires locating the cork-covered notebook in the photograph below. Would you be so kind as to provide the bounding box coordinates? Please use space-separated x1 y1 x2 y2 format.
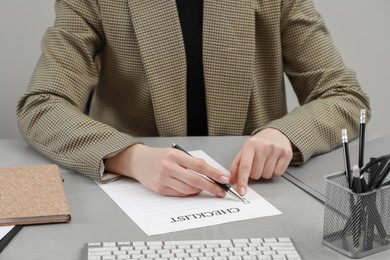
0 164 71 226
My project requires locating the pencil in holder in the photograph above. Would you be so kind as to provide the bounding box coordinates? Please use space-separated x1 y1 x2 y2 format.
323 172 390 258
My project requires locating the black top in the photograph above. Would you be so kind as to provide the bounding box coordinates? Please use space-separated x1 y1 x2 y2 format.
176 0 208 136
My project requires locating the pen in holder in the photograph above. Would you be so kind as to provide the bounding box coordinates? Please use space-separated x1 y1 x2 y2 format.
323 171 390 258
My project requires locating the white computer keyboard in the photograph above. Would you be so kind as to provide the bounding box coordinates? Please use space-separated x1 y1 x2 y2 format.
84 237 303 260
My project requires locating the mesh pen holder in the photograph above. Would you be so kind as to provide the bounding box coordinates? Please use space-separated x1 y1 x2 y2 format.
323 172 390 258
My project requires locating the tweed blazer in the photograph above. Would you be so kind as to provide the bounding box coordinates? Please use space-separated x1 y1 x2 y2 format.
17 0 370 181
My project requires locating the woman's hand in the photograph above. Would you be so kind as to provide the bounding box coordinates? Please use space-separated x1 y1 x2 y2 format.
105 144 229 197
230 128 293 196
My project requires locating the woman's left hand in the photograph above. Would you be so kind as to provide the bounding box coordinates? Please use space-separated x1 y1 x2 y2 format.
230 128 293 195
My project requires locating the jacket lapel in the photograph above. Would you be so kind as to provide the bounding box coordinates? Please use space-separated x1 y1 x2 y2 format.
203 0 254 135
128 0 255 136
127 0 187 136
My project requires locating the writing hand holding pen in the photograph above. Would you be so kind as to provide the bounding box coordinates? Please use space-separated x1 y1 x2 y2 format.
105 144 230 197
172 143 248 203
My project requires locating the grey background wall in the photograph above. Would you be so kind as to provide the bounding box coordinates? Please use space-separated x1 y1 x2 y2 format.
0 0 55 138
0 0 389 139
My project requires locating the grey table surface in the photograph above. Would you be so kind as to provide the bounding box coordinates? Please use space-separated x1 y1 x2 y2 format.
0 137 389 260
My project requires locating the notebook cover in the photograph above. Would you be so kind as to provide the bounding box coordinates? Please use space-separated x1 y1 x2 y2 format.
0 165 71 226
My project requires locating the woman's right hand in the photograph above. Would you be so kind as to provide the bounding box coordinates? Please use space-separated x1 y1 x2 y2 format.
105 144 229 197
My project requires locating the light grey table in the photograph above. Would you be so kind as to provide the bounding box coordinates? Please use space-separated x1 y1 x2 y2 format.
0 137 389 260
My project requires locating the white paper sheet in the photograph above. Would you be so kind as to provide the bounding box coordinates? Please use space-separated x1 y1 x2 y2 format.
99 150 281 235
0 226 14 240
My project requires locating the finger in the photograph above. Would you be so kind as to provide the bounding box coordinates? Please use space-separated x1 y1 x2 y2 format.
143 173 201 197
163 174 202 195
237 144 255 195
229 151 242 184
181 169 226 198
262 145 292 178
261 154 278 179
249 152 266 180
168 151 227 197
178 155 230 184
144 152 201 196
160 162 226 197
156 185 196 197
273 153 291 177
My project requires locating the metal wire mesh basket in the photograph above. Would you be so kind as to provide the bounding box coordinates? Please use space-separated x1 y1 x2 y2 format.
323 172 390 258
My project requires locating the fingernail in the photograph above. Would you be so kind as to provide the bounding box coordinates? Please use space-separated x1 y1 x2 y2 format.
220 176 229 183
218 191 226 197
240 187 246 196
